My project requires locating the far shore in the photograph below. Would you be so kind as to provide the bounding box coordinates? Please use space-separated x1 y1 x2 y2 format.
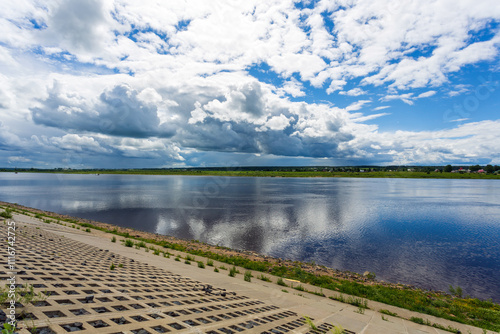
2 168 500 179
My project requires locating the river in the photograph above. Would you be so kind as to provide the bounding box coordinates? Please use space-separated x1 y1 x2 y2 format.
1 172 499 301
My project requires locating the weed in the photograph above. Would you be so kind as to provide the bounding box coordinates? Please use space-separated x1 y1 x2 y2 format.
219 265 227 270
185 255 195 261
310 289 325 297
330 324 344 334
175 256 180 262
449 285 463 298
410 317 427 325
184 260 191 265
229 266 238 277
430 322 460 333
282 289 289 293
0 284 47 306
2 323 16 334
356 306 365 314
198 261 205 269
118 264 123 268
294 285 305 292
206 259 214 266
0 208 12 219
382 315 388 321
110 263 115 270
153 249 160 255
347 296 368 308
365 272 376 280
277 278 288 287
304 316 317 330
214 267 219 273
111 236 116 243
244 271 252 282
85 228 91 233
380 309 397 317
258 274 271 282
124 239 134 247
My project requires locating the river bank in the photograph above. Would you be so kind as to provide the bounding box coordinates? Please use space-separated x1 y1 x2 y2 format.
1 201 499 332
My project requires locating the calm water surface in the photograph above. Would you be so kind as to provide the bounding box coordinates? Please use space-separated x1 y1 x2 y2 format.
1 173 499 301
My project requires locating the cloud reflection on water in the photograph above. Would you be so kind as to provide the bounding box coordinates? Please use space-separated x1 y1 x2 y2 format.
1 173 499 301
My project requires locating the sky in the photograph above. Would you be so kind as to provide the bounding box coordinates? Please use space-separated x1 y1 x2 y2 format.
1 0 500 168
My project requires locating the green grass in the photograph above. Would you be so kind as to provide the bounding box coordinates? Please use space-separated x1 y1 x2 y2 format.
0 283 47 305
229 266 239 277
258 274 272 282
0 208 12 219
380 309 398 317
111 236 116 243
124 239 134 247
197 261 205 268
330 324 344 334
304 316 317 331
206 259 214 266
136 241 147 248
244 271 252 282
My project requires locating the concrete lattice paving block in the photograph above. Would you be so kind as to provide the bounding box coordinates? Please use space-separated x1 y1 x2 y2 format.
1 223 318 334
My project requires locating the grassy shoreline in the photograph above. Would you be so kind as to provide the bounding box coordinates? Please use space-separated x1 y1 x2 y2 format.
1 201 499 332
2 169 500 179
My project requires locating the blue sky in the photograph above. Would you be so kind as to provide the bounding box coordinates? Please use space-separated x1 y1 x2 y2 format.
1 0 500 168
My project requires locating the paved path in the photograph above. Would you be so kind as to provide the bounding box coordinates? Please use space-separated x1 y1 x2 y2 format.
1 213 495 334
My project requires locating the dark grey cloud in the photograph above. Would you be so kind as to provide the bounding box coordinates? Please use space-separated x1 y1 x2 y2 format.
234 82 265 117
179 118 352 159
167 81 358 159
31 84 176 138
27 77 361 162
179 119 259 153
